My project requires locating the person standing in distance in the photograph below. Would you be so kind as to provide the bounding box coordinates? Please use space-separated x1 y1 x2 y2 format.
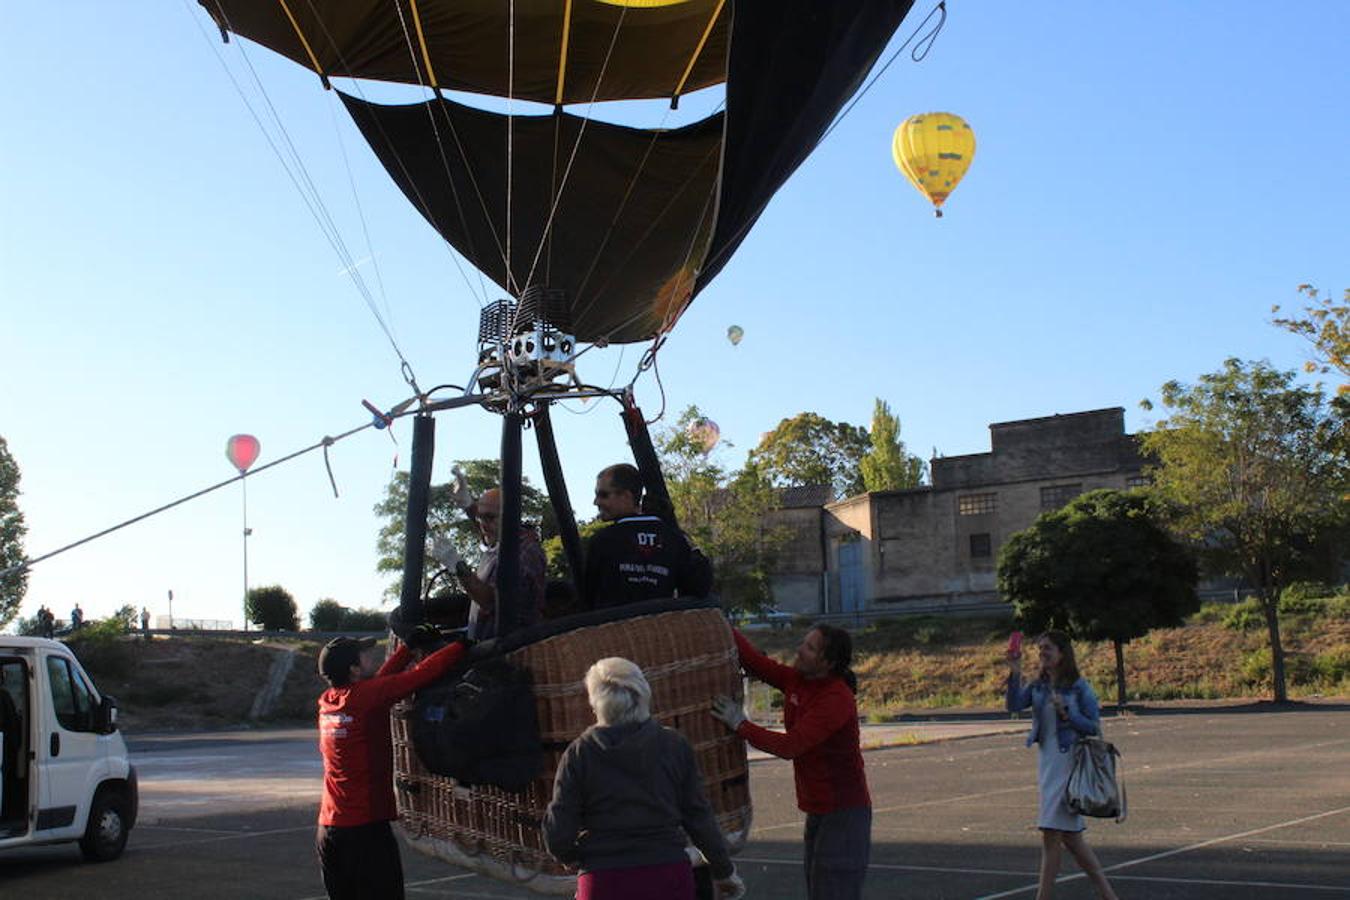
315 628 465 899
712 625 870 900
583 463 712 609
1006 631 1119 900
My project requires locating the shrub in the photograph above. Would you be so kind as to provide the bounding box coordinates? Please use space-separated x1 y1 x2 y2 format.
1222 598 1265 631
309 599 344 631
341 608 389 631
1281 580 1333 605
1189 601 1230 624
1278 594 1328 617
1310 649 1350 685
246 585 299 631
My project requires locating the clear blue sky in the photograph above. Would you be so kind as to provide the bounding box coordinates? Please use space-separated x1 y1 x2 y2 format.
3 2 1346 629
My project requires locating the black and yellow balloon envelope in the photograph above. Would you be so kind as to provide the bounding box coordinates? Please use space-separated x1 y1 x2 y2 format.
892 112 975 217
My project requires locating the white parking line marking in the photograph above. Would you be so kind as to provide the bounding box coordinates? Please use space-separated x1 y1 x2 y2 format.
973 805 1350 899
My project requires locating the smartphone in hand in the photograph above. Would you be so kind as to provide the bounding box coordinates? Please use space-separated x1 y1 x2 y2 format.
1007 630 1023 657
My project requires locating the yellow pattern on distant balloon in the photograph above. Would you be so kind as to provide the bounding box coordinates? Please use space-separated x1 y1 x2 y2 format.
892 112 975 217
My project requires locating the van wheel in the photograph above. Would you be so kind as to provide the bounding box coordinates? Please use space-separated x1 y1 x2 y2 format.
79 788 129 862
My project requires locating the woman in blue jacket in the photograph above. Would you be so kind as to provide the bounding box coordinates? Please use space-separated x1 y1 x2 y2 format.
1006 631 1120 900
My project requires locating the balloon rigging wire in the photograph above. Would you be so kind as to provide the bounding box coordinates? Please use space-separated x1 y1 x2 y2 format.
506 0 516 295
328 95 397 330
194 0 423 391
817 0 947 147
519 7 630 299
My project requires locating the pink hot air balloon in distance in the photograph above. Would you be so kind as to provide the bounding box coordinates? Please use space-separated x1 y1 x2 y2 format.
686 418 721 454
226 434 261 474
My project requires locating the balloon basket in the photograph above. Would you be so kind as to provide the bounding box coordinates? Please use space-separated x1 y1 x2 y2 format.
392 600 752 894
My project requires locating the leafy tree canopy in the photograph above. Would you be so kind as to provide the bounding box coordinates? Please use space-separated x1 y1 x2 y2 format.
1272 284 1348 392
660 406 786 613
246 584 299 631
860 398 926 492
998 489 1199 642
750 412 869 498
1139 357 1348 702
0 436 28 630
373 459 554 601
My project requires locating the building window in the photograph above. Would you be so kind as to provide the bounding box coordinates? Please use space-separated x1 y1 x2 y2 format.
1040 483 1082 511
958 493 997 516
969 533 992 558
1125 475 1150 489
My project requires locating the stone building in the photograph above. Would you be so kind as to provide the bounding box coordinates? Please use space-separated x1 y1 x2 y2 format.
770 407 1146 616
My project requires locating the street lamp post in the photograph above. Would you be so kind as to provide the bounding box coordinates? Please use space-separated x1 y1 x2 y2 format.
225 435 262 632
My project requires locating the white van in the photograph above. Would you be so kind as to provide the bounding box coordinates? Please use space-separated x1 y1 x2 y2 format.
0 636 138 861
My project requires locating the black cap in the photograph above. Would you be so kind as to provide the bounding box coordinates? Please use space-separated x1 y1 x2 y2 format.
318 636 377 685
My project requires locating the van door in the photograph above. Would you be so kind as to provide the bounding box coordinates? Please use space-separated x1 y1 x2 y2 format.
36 653 102 839
0 657 31 838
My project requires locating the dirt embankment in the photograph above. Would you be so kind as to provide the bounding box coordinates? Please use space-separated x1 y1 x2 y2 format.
70 636 332 732
67 601 1350 730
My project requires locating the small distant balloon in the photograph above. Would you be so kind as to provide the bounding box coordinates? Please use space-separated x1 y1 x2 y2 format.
686 418 721 453
726 325 744 346
226 434 261 474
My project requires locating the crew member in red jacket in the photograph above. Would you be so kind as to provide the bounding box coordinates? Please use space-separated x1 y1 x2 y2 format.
315 629 465 900
712 624 871 900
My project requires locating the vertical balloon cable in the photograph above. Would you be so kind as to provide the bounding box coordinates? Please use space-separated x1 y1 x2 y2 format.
409 0 440 89
554 0 574 107
274 0 330 89
670 0 725 109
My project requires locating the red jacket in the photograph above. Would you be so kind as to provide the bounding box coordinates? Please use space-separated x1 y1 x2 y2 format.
318 640 465 827
732 630 870 815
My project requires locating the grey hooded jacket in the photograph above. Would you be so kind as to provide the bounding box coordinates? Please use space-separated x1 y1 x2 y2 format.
542 718 734 877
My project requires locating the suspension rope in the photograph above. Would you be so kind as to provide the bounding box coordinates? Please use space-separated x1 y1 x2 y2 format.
520 6 629 298
386 0 498 307
670 0 725 107
554 0 575 107
196 1 423 388
0 418 381 582
506 0 516 294
408 0 440 89
817 1 947 146
275 0 330 88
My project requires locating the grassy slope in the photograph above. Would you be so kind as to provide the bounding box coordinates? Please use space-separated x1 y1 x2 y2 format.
69 597 1350 731
744 598 1350 717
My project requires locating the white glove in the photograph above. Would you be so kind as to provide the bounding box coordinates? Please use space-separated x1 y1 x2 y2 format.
430 535 461 569
449 466 473 510
710 695 746 731
714 872 746 899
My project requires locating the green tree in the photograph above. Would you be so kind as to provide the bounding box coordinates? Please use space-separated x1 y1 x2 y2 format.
1272 284 1349 392
373 459 554 601
749 412 869 498
660 406 787 613
309 598 345 631
1139 359 1349 702
1 436 28 629
245 585 299 631
860 398 926 491
998 489 1200 707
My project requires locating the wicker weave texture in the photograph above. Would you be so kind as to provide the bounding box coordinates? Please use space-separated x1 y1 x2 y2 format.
394 607 751 887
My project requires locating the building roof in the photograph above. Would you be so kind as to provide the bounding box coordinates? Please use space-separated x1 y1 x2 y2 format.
777 484 834 508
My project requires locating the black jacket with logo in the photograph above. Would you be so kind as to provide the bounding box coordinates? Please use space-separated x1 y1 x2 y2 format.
583 515 712 609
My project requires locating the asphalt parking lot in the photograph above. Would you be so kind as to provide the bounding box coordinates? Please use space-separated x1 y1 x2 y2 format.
1 703 1347 898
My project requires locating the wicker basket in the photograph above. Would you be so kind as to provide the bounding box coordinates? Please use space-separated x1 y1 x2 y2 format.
393 604 751 895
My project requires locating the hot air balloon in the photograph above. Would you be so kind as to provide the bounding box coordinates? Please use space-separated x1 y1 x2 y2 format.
727 325 744 346
225 434 261 474
200 1 917 343
194 0 919 889
892 112 975 217
686 417 722 453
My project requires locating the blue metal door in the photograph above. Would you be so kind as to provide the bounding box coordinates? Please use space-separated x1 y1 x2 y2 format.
838 541 864 613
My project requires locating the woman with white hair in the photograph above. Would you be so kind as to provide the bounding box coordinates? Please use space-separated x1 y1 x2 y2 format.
543 657 743 900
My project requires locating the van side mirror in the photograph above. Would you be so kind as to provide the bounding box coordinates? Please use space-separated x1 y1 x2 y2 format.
95 695 119 734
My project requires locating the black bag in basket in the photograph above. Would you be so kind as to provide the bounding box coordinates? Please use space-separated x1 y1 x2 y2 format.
411 657 542 792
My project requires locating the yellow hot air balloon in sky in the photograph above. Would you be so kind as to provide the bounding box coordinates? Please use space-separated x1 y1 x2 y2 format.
892 112 975 217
